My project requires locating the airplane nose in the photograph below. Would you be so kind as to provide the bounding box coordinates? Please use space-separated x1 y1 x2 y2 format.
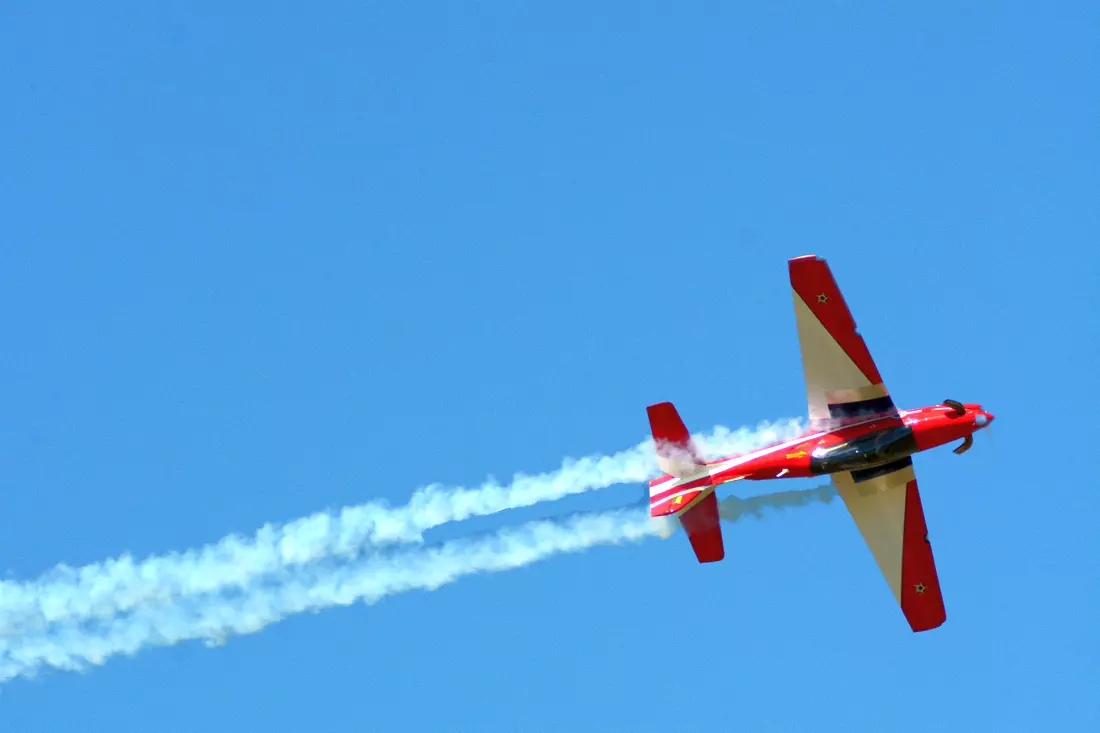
975 411 994 427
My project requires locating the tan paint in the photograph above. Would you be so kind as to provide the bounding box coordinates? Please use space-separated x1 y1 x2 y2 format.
832 464 916 604
792 292 875 425
824 383 889 405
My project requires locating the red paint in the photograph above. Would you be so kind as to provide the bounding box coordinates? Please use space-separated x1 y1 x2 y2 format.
647 401 703 464
646 408 994 508
900 479 947 631
788 255 883 385
648 474 677 489
649 477 715 509
699 407 992 484
678 491 724 563
910 406 989 453
643 255 994 631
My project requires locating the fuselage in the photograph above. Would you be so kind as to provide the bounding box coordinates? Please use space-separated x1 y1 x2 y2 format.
649 403 995 513
708 403 994 484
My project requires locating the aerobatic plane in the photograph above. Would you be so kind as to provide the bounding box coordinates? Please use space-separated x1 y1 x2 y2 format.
647 254 993 632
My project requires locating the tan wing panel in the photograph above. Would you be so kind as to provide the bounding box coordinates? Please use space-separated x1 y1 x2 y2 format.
832 460 947 632
789 255 897 430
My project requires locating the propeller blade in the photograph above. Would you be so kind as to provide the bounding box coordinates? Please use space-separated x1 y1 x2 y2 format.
953 434 973 454
943 399 966 416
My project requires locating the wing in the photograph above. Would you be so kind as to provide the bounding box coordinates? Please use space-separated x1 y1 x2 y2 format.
832 459 946 632
789 255 899 431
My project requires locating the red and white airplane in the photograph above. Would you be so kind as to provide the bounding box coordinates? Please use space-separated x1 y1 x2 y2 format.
647 254 993 632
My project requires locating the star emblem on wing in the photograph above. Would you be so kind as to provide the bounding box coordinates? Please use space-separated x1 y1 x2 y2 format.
817 293 829 303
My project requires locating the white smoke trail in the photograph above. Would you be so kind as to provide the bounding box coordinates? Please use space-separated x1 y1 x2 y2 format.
0 507 654 682
718 483 838 519
0 481 834 683
0 419 805 636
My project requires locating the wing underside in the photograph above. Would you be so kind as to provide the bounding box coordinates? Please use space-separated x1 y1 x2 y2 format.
832 460 946 632
789 255 899 431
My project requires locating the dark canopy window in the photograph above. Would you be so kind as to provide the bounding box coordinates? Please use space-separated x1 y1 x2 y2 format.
809 426 917 475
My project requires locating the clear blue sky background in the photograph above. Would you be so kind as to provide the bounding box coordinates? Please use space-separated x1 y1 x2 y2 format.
2 2 1097 731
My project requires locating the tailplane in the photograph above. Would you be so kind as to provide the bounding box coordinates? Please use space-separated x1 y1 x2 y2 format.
647 401 705 476
646 402 725 563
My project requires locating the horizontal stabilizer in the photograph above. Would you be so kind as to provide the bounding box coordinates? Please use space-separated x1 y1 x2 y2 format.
680 491 725 563
647 401 705 476
646 400 724 563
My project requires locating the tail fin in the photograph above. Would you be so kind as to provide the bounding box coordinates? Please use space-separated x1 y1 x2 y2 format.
647 401 705 477
646 401 725 563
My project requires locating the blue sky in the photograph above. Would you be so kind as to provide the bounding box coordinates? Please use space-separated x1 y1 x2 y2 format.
2 1 1098 730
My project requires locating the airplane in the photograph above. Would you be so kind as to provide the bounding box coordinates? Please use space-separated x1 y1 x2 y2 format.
646 254 994 632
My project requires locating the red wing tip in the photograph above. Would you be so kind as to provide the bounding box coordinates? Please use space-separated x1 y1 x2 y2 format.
788 254 824 263
909 615 947 633
697 549 725 563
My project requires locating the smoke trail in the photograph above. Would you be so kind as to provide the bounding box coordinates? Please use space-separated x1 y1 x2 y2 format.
0 481 834 683
0 507 654 681
718 483 838 520
0 419 805 636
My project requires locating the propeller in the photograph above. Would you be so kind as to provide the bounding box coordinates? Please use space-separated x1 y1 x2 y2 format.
942 398 995 453
971 404 995 448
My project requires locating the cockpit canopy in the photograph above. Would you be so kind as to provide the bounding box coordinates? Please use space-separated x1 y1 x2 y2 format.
809 425 918 475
